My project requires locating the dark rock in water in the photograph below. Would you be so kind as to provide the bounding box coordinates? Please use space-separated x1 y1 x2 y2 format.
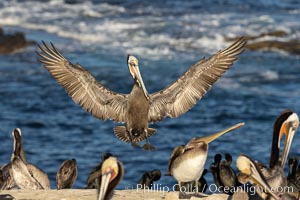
64 0 85 4
226 30 300 55
246 40 300 55
226 30 288 42
0 27 35 54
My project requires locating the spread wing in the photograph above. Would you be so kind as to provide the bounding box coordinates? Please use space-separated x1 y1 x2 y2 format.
37 42 128 122
148 37 246 122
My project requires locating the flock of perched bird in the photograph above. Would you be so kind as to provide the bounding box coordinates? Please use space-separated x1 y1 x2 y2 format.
1 36 300 200
1 109 300 200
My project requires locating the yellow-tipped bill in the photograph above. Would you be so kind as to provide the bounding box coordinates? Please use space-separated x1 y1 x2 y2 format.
190 122 244 144
98 172 112 200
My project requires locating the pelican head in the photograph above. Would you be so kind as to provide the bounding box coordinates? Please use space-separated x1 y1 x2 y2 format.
127 55 148 99
98 156 124 200
12 128 22 155
11 128 27 163
236 154 281 200
273 110 299 169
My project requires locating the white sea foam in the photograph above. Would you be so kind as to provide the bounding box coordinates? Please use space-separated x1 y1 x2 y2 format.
0 0 298 58
261 70 279 81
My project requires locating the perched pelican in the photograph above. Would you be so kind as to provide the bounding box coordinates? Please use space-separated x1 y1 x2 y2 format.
167 122 244 195
56 159 78 189
87 153 113 189
0 128 26 190
259 110 299 191
237 110 299 200
97 156 124 200
9 128 50 190
37 38 246 150
269 110 299 170
11 156 45 189
138 169 161 189
236 154 281 200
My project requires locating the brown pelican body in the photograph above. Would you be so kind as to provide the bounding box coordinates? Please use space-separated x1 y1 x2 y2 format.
0 128 27 190
12 161 50 190
37 38 246 150
56 159 78 189
167 123 244 194
137 169 161 189
97 156 124 200
175 169 208 193
9 128 50 190
87 153 113 189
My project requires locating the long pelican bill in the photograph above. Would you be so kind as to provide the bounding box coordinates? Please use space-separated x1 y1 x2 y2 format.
127 55 149 100
280 113 299 169
98 157 120 200
98 172 112 200
190 122 245 144
236 155 281 200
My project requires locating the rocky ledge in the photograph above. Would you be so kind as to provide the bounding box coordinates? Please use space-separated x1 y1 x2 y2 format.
226 30 300 55
0 189 251 200
0 27 35 54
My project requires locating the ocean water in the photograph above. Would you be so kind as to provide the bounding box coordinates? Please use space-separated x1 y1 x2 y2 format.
0 0 300 192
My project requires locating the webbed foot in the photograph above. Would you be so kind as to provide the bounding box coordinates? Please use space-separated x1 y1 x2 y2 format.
143 142 156 151
131 142 141 148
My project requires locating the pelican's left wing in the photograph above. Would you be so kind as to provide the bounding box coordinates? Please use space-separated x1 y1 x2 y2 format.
148 37 246 122
37 42 128 123
166 145 185 176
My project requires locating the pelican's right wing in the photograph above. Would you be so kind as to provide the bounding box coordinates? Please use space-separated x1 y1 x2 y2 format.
37 42 128 123
148 38 246 122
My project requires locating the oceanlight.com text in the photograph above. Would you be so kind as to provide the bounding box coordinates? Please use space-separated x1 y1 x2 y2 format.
125 183 294 196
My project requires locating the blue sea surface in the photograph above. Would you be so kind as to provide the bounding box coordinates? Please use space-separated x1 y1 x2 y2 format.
0 0 300 192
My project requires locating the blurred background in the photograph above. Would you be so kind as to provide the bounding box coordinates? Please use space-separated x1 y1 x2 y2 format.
0 0 299 191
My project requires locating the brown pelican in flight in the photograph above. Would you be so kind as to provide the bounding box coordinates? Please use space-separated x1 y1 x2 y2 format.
37 38 246 150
